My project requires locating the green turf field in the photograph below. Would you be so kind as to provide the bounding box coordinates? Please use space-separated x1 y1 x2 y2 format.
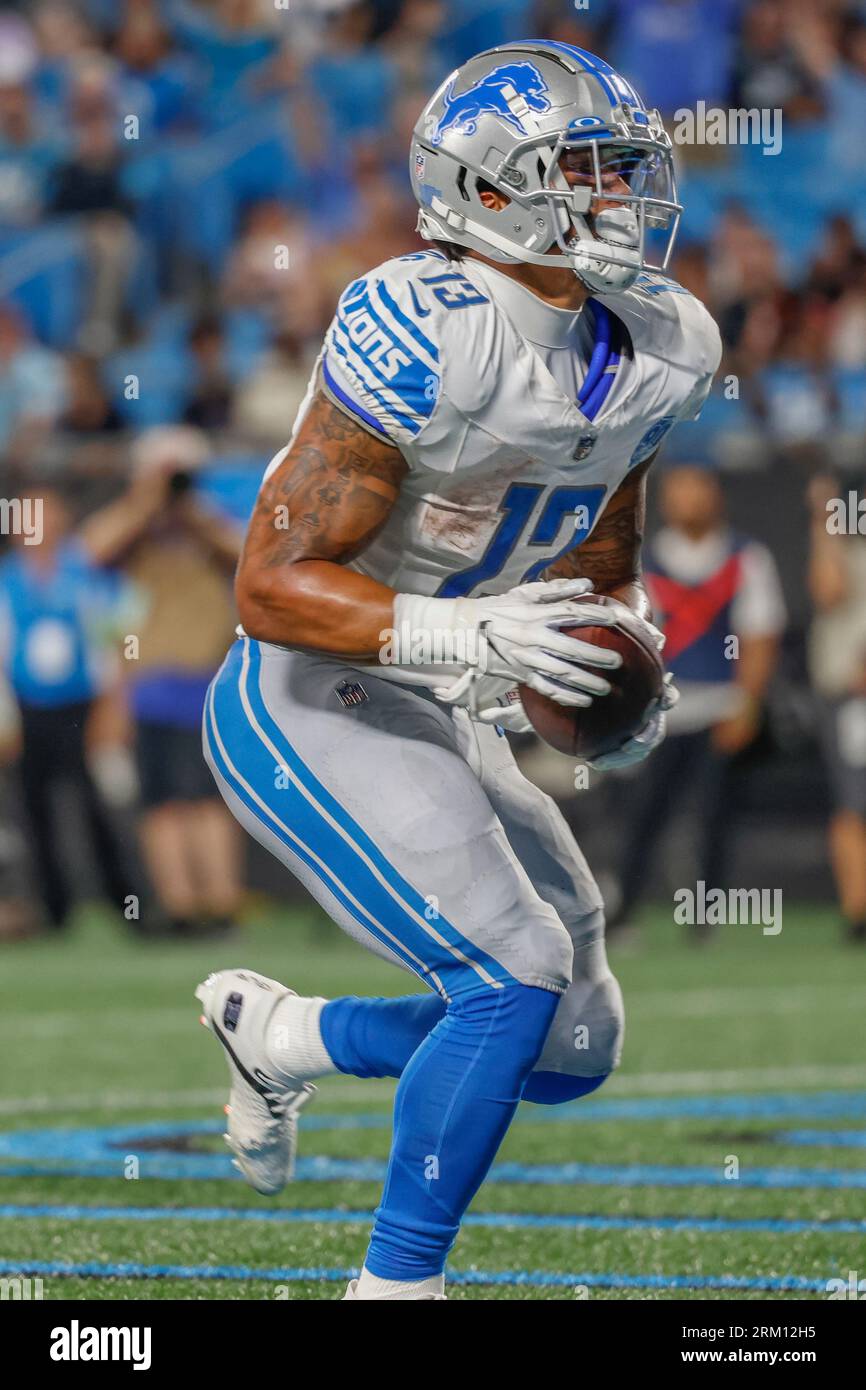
1 904 864 1300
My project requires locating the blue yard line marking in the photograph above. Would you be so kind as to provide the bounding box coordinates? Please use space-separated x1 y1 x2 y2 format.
1 1094 864 1186
484 1161 866 1189
297 1090 866 1130
525 1090 866 1122
0 1258 830 1293
2 1202 865 1237
784 1130 866 1148
2 1150 866 1188
1 1091 863 1143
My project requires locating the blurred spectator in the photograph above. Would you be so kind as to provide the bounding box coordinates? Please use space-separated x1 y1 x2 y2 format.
81 426 243 937
383 0 448 91
827 256 866 368
807 215 865 301
731 0 826 120
746 293 840 454
60 352 124 436
221 199 323 335
232 328 312 444
46 57 137 355
169 0 280 109
440 0 534 62
0 487 140 929
808 472 866 943
828 11 866 174
0 303 67 465
0 15 55 229
184 314 234 430
316 143 418 309
609 464 786 934
114 2 199 137
29 2 100 114
613 0 742 112
308 2 398 140
710 204 783 322
670 241 713 307
532 0 599 50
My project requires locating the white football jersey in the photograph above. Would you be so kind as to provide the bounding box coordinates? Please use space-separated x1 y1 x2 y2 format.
273 249 721 604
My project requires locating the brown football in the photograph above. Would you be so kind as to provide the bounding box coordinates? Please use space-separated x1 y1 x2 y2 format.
519 594 665 760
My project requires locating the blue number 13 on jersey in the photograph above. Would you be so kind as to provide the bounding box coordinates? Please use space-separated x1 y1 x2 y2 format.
438 482 606 599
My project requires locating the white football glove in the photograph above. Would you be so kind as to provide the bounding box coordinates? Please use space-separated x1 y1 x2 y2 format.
396 577 622 708
478 694 534 734
582 672 679 770
436 668 534 732
444 659 679 753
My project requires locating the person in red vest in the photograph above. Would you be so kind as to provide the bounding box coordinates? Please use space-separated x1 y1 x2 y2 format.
608 462 786 936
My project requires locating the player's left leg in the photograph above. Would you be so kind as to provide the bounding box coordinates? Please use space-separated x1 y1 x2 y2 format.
308 716 624 1105
471 719 624 1102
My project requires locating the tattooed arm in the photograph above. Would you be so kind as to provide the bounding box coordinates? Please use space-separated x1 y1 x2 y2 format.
543 456 655 620
236 389 407 656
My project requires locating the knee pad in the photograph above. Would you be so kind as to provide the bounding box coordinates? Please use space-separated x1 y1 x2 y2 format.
530 954 624 1090
447 980 561 1075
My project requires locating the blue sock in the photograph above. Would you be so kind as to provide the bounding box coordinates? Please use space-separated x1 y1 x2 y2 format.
321 992 608 1104
360 982 559 1280
321 993 445 1077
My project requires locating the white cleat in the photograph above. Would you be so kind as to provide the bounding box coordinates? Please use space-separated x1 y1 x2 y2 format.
342 1280 446 1301
195 968 315 1196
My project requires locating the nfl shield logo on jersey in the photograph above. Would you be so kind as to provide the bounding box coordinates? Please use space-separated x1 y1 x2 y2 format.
335 680 369 709
573 430 597 461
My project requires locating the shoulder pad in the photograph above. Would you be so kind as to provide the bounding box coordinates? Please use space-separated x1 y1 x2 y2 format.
604 272 722 378
322 254 447 445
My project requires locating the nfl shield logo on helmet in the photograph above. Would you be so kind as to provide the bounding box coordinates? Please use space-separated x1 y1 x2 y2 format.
414 148 426 181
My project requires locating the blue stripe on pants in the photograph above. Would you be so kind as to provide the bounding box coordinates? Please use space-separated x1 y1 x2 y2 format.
204 638 516 999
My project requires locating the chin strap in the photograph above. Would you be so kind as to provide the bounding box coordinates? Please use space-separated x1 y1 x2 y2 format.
416 205 524 264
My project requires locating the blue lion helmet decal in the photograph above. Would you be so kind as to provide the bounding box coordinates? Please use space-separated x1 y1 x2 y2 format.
429 62 551 146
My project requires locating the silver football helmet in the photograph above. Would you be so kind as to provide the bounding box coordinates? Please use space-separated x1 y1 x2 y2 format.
410 40 681 293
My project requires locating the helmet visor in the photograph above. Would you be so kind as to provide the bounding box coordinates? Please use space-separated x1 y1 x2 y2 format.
489 129 681 273
547 134 681 271
558 142 677 228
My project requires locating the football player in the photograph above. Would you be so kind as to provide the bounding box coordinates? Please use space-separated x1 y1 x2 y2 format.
195 41 721 1300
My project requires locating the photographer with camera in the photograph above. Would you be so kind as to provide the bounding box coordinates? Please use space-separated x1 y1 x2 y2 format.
82 426 242 937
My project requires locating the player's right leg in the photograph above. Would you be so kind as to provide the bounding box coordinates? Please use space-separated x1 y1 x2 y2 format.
199 635 573 1296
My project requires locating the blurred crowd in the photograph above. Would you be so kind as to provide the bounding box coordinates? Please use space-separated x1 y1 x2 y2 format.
0 0 866 462
0 0 865 941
